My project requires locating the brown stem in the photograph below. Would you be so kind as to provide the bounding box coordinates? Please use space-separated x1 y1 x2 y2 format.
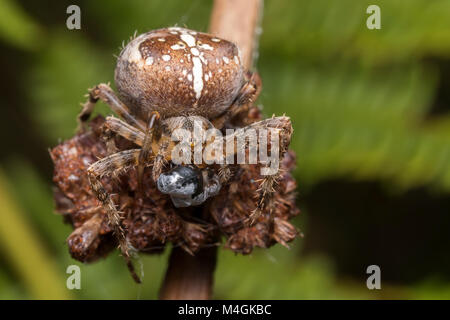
159 247 217 300
158 0 263 300
209 0 263 69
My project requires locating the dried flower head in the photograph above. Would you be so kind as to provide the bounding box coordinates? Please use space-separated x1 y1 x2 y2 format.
51 108 299 266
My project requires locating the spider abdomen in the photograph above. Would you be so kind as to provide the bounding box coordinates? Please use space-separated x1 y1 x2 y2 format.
115 27 244 120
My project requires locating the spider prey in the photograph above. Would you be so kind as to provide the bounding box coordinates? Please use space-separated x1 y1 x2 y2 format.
77 27 293 282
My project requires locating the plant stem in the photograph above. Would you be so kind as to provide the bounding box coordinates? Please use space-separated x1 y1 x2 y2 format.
209 0 263 69
159 0 263 300
159 247 217 300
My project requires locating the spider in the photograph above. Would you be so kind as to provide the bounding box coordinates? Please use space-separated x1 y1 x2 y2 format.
77 27 293 283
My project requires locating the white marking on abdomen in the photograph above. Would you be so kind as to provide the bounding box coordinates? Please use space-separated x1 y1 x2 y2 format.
145 56 154 65
180 34 196 47
192 57 203 99
190 47 200 56
171 44 185 50
199 44 213 50
121 33 148 66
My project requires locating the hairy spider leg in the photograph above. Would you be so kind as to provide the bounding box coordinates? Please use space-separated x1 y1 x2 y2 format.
78 83 146 132
218 164 232 184
101 125 119 155
137 111 160 192
212 116 292 224
104 116 146 146
248 116 292 224
87 149 142 283
152 142 169 182
104 115 169 183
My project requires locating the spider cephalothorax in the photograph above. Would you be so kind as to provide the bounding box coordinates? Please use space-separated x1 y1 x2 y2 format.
74 27 294 283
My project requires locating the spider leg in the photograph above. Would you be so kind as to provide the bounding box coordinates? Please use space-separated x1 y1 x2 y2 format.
152 142 169 182
101 125 119 155
212 71 262 129
250 116 293 224
222 116 292 156
103 114 167 184
104 116 145 147
87 149 141 283
218 164 232 184
217 115 292 224
101 116 144 164
137 112 160 191
249 171 282 224
78 83 146 132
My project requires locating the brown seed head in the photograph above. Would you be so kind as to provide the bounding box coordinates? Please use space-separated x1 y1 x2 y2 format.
51 110 300 262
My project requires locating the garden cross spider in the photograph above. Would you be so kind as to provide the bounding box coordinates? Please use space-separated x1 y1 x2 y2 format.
77 27 293 283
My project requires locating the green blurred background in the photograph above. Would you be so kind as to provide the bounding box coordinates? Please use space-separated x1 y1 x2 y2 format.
0 0 450 299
